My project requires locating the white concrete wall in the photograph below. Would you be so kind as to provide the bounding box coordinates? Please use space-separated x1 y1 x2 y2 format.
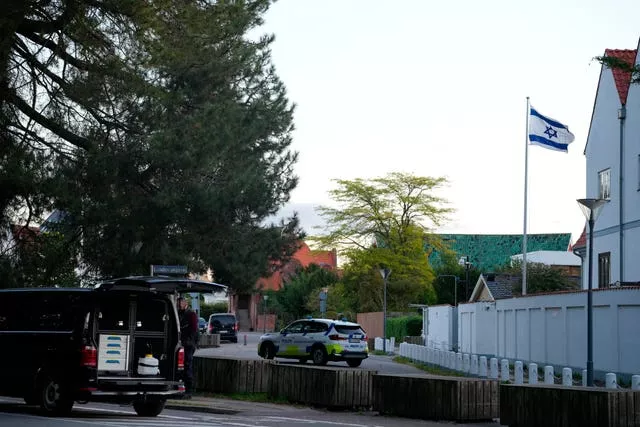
423 305 457 351
453 288 640 375
458 303 476 354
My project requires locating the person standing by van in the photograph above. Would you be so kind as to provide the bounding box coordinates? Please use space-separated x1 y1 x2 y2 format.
177 297 198 398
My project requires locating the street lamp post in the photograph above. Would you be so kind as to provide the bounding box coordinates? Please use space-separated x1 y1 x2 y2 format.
262 295 269 334
437 275 459 306
577 198 608 387
458 256 471 302
379 268 391 353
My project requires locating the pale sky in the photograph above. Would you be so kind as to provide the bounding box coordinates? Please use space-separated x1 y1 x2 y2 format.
260 0 640 244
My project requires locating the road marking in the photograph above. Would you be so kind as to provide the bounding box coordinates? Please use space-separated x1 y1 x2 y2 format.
76 405 194 420
265 416 381 427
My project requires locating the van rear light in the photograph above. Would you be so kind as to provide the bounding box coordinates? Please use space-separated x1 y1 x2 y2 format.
177 347 185 370
81 345 97 367
234 322 238 332
328 334 347 341
208 324 213 333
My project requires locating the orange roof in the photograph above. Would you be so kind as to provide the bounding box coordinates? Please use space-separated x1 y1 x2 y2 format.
604 49 636 105
572 226 586 250
255 242 338 292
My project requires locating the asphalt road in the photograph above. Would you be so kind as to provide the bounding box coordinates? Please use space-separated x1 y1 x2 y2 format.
0 397 496 427
196 332 425 375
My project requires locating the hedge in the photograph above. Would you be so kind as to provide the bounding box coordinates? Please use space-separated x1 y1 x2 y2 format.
385 315 422 341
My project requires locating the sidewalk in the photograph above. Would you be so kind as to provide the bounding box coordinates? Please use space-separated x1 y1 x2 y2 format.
165 395 309 417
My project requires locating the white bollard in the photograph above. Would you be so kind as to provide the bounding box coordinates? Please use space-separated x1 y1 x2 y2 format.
449 351 455 369
529 363 538 384
489 358 499 379
544 366 554 385
562 368 572 386
479 356 488 378
582 369 587 387
633 375 640 390
471 355 479 375
456 352 463 371
514 361 524 384
501 359 510 382
606 373 617 389
463 354 470 373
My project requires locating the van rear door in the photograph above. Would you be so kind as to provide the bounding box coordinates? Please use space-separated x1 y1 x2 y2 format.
95 277 226 294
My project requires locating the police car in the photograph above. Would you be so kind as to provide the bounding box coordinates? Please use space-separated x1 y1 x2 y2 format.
257 318 368 367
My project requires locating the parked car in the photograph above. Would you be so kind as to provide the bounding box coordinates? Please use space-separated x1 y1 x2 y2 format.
257 318 368 367
0 276 225 416
208 313 238 343
198 317 207 333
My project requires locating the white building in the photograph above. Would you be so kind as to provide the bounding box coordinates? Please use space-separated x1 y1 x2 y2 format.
578 43 640 288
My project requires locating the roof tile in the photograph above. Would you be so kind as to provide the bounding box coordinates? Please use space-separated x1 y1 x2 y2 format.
604 49 637 105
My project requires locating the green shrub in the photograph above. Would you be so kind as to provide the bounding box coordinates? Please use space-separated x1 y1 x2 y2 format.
385 315 422 341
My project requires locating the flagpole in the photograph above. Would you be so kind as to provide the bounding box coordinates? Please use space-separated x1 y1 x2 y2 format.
522 97 530 295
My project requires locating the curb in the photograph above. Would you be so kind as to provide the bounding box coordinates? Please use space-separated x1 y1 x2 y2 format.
165 403 240 415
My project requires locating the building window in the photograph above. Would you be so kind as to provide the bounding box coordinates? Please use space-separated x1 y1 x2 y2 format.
598 252 611 288
598 168 611 200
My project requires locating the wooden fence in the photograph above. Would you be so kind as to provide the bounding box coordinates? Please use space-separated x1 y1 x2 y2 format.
373 373 499 422
268 364 374 408
500 384 640 427
194 357 273 393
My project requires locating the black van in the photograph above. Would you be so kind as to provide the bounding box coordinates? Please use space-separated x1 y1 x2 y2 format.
0 276 225 417
207 313 238 343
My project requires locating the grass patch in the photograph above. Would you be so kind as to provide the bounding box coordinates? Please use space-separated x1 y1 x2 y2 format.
393 356 466 377
196 392 290 404
371 350 391 356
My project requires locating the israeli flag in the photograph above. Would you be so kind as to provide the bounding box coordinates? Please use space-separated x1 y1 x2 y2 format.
528 107 575 152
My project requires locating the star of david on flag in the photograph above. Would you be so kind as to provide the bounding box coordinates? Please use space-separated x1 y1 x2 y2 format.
528 106 575 152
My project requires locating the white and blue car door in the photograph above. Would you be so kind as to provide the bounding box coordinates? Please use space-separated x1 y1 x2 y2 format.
298 321 318 356
278 321 304 356
303 321 327 355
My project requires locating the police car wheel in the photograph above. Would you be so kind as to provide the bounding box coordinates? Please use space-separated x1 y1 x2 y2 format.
262 342 275 359
311 346 328 366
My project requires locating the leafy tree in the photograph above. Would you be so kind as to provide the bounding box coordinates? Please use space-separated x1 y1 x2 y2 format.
270 264 339 325
0 228 78 288
314 173 451 251
312 173 451 311
496 260 579 295
1 1 303 290
200 302 229 321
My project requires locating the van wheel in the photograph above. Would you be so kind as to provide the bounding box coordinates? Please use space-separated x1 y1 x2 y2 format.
262 342 276 360
38 375 74 416
346 359 362 368
133 399 166 417
311 345 328 366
